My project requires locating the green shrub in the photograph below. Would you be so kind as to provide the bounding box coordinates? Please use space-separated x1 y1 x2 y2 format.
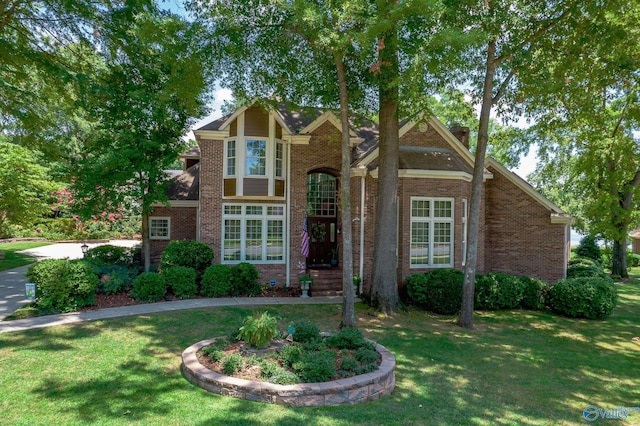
237 311 279 348
519 276 549 310
278 344 304 368
200 264 232 297
569 257 600 268
230 262 261 296
95 264 138 295
353 364 378 375
268 370 299 385
575 235 601 262
548 277 618 320
339 356 359 373
162 266 197 299
293 350 336 383
628 252 640 267
406 269 463 315
160 240 214 278
291 320 321 344
85 244 133 266
567 263 612 282
355 346 381 364
222 353 244 375
26 259 98 313
474 272 525 310
201 346 224 363
325 327 366 349
131 272 166 302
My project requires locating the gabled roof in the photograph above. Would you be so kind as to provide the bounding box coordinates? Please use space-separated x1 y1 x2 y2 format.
167 163 199 201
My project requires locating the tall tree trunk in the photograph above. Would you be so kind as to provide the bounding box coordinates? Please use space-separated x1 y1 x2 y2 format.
458 40 496 329
142 213 151 272
371 1 401 314
611 238 627 278
335 54 355 328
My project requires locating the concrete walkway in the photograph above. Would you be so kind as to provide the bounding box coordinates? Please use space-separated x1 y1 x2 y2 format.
0 295 343 334
0 239 345 334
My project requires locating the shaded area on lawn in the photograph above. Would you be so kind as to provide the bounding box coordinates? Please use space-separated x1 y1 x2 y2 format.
1 281 639 425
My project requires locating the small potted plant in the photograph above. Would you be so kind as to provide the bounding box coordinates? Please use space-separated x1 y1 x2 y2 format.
298 274 313 298
330 246 338 267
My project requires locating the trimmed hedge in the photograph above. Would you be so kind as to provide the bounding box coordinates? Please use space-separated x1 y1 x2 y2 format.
26 259 98 313
201 264 233 297
131 272 166 302
95 264 138 295
474 272 525 310
548 277 617 319
519 276 549 310
406 269 463 315
85 244 134 266
160 240 214 278
162 266 197 299
230 262 261 296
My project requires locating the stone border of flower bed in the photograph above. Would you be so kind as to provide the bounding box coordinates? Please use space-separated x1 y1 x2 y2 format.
181 337 396 407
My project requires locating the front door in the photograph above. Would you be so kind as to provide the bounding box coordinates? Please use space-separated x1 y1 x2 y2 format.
308 217 337 267
306 171 338 268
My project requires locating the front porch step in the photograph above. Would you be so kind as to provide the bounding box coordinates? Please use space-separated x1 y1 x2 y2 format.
308 269 345 297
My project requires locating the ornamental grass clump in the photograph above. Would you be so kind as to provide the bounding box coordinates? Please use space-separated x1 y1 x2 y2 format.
237 311 279 349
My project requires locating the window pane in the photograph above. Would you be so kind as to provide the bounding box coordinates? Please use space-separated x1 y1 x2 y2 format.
226 140 236 175
224 219 241 261
412 200 430 218
433 222 451 264
434 200 452 218
245 219 262 260
224 205 241 215
275 142 283 178
307 173 336 216
267 220 283 260
246 139 266 176
267 206 284 216
410 222 429 265
246 206 262 215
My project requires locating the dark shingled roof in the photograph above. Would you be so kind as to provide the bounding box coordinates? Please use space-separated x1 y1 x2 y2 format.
398 147 473 173
167 163 199 201
181 145 201 158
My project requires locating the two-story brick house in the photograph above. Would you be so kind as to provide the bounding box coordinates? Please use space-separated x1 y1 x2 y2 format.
148 102 571 292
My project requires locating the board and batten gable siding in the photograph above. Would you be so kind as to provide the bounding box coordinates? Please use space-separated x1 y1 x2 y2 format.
484 165 567 283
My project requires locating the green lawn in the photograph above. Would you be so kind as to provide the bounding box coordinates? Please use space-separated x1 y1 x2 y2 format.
0 275 639 425
0 241 50 272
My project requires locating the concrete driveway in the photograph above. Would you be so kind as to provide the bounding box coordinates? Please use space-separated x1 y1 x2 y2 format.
0 240 139 320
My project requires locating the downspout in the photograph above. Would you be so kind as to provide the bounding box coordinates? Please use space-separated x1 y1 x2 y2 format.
359 169 366 294
564 222 569 279
285 142 291 287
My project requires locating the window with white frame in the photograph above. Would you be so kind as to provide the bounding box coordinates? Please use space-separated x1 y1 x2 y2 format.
149 217 170 240
275 141 284 178
225 139 236 176
222 204 284 263
410 198 453 267
245 139 266 176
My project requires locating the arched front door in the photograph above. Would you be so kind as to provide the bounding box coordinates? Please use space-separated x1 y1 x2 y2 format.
307 171 338 268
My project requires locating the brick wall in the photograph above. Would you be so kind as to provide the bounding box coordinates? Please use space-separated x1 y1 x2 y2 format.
148 206 197 263
484 165 567 283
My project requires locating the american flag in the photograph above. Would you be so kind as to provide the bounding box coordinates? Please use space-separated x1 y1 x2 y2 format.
301 214 310 258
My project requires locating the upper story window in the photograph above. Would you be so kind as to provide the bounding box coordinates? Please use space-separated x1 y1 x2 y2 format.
246 139 266 176
275 142 283 178
410 197 454 268
226 140 236 176
307 173 337 216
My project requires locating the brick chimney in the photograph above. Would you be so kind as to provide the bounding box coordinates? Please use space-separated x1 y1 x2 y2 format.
450 125 470 149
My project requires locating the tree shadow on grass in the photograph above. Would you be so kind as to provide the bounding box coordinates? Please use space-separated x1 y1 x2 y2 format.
33 360 182 423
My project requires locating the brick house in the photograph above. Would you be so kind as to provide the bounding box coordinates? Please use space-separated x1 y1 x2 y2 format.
149 102 571 293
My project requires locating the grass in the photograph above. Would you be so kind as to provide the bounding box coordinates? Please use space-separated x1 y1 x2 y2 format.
1 275 639 425
0 241 51 272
